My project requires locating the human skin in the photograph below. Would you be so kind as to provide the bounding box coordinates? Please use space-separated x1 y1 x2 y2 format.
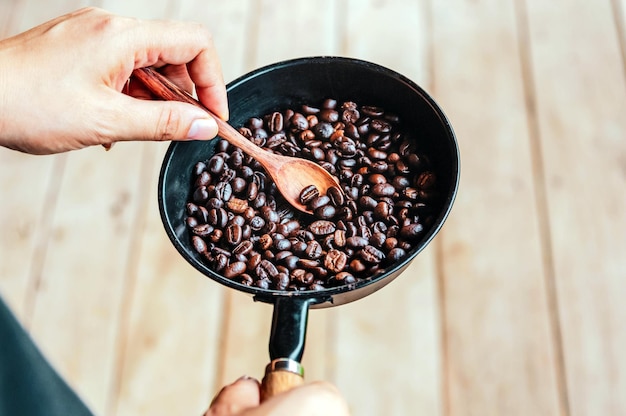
0 7 228 154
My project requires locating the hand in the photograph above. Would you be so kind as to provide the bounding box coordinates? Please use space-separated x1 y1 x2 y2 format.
0 7 228 154
205 376 350 416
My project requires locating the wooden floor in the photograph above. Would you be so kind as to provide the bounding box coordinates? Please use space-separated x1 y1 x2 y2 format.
1 0 625 415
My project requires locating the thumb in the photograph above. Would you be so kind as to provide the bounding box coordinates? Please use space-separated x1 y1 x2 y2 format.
105 94 219 143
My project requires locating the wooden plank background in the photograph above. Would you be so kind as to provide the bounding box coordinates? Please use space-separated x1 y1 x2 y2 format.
1 0 624 415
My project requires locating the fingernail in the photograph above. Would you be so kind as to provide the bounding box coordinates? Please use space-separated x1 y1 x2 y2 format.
187 118 217 140
236 375 253 382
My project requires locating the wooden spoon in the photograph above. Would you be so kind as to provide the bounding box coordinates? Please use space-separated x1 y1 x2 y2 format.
132 67 341 214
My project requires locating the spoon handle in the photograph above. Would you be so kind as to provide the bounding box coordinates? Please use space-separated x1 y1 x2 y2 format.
132 67 275 160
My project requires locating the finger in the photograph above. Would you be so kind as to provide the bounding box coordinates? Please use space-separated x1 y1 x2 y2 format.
127 20 228 120
159 64 194 94
243 381 350 416
205 377 261 416
99 92 218 143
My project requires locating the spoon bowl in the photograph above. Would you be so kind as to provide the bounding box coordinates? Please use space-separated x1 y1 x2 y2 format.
133 67 340 214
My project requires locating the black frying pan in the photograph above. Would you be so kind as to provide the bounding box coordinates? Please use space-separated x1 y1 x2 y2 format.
157 57 460 398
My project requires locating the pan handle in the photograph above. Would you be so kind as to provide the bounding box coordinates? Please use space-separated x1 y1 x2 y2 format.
259 297 314 401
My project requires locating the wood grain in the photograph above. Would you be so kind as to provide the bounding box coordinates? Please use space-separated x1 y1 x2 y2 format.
2 0 626 415
431 0 563 414
215 0 338 390
332 1 442 415
523 0 626 414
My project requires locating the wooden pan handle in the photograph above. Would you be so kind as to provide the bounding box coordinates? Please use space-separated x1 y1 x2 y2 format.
260 358 304 402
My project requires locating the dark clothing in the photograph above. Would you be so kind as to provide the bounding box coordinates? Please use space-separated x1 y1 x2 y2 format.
0 296 94 416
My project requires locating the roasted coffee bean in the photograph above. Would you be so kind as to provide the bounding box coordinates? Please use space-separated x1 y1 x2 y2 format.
309 220 336 235
400 223 424 239
298 259 321 270
274 238 292 251
223 261 247 279
387 247 407 264
249 216 265 231
361 105 384 117
416 171 437 189
214 253 229 272
359 196 378 210
214 181 233 201
276 219 300 236
314 204 336 220
185 98 442 292
209 229 223 244
273 272 290 290
299 185 320 205
208 208 228 228
335 271 357 285
207 198 223 210
384 237 398 251
239 274 254 286
260 206 280 223
327 185 345 207
192 236 207 254
194 161 207 176
247 253 262 271
226 197 248 214
371 183 395 197
360 245 385 264
370 232 387 248
268 111 284 133
308 195 331 211
233 240 253 256
192 223 213 237
319 109 339 123
280 255 300 271
346 236 368 249
370 118 392 133
324 249 347 273
255 278 270 290
196 171 212 187
290 113 309 130
226 223 243 245
186 216 199 228
304 240 323 259
333 229 347 248
293 269 314 285
374 201 392 219
231 177 247 194
350 258 367 273
193 186 209 203
256 260 279 279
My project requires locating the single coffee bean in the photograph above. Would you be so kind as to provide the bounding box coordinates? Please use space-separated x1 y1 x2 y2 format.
226 223 243 246
335 271 357 285
327 185 345 207
387 247 407 264
233 240 253 256
192 223 213 237
309 220 336 235
400 223 424 239
256 259 279 279
223 261 247 279
324 249 347 273
299 185 320 205
304 240 323 259
314 204 336 220
371 183 395 197
360 245 385 264
192 236 207 254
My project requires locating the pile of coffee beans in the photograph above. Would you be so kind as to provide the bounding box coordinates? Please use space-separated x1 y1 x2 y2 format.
185 98 439 291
